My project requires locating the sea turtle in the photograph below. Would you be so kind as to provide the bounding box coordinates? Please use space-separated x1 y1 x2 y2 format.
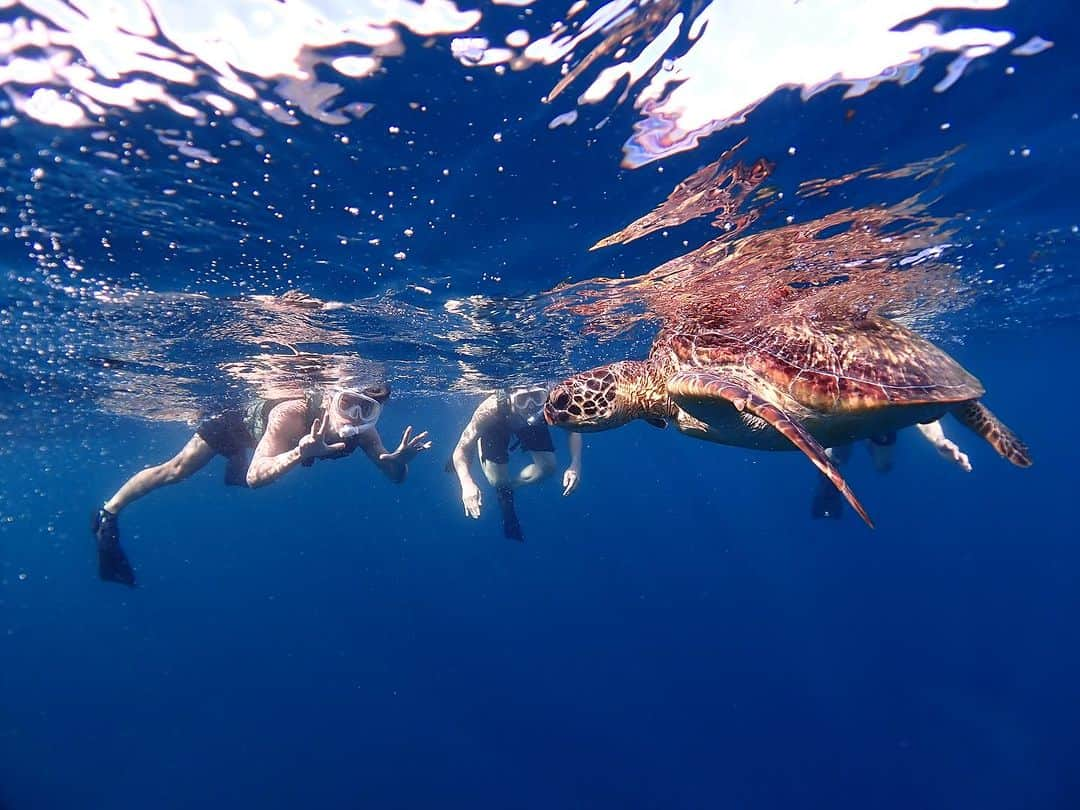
543 313 1031 526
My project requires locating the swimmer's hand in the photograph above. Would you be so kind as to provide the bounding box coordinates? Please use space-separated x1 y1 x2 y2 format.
562 467 580 496
298 413 347 459
277 290 324 309
936 437 972 472
462 481 482 519
382 425 432 464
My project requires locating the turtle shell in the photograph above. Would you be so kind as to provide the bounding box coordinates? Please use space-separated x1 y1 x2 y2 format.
659 314 984 413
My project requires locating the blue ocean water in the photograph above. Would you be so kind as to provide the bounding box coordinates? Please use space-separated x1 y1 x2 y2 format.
1 1 1077 808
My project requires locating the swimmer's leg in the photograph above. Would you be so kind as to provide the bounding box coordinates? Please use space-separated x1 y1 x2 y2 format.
480 458 511 489
811 444 851 520
224 450 251 487
95 434 216 586
480 460 523 542
104 434 217 514
866 432 897 474
512 450 557 488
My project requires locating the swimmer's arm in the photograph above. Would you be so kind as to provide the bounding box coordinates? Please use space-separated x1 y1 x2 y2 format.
567 431 582 471
562 431 582 496
245 401 312 488
451 397 496 490
453 398 496 518
356 425 432 484
355 430 405 483
916 419 947 445
916 419 972 472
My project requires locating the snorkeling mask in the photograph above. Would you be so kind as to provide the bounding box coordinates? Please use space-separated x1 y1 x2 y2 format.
329 388 383 438
509 387 548 426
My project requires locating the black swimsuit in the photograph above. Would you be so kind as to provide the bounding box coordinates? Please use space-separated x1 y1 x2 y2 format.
477 391 555 465
195 411 250 459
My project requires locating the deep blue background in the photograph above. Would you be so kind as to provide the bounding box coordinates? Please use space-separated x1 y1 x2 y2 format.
2 328 1076 809
2 1 1079 808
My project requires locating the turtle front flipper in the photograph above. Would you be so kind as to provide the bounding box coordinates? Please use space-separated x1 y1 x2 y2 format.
951 400 1032 467
668 370 874 528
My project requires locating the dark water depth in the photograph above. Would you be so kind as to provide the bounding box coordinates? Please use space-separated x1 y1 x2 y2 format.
1 1 1078 807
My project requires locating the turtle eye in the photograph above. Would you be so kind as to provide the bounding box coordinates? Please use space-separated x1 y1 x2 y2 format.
553 392 570 410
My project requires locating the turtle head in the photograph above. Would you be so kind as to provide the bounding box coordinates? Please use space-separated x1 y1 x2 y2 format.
544 361 651 431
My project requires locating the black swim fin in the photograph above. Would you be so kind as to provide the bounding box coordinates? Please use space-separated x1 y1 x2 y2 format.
92 508 136 587
496 488 524 542
810 478 844 520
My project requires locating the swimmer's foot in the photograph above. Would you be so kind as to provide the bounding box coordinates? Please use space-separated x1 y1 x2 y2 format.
496 488 524 542
810 485 844 520
92 507 136 587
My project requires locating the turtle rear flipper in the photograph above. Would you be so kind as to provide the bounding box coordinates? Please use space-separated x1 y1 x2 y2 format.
951 401 1032 467
668 370 874 528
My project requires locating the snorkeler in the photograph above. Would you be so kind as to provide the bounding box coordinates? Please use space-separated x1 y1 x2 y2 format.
92 385 431 586
450 386 582 541
811 419 971 519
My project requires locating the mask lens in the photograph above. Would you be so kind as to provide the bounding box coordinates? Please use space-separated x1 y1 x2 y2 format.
336 391 378 422
512 389 545 412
